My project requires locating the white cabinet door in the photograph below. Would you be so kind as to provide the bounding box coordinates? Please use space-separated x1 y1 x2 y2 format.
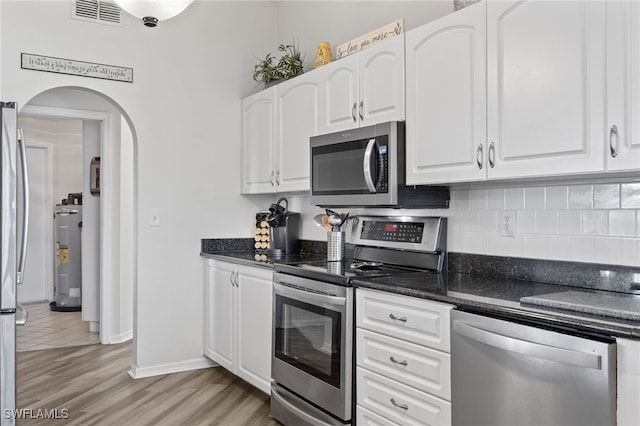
406 2 487 185
241 89 276 194
235 264 273 395
275 72 321 192
321 37 406 133
203 260 235 372
606 0 640 172
321 53 359 133
487 0 606 179
359 34 406 127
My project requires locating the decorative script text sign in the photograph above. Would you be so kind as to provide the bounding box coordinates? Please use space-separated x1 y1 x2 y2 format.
21 53 133 83
336 19 404 59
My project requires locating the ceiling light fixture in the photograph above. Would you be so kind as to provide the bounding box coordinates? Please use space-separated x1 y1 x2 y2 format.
113 0 194 27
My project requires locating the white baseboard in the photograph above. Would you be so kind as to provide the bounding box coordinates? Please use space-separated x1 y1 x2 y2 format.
128 356 216 379
109 329 133 344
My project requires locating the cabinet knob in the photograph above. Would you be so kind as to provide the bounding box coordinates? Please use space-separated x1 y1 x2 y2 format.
359 101 364 121
270 171 275 186
476 144 484 170
352 103 357 122
610 125 619 158
275 170 280 186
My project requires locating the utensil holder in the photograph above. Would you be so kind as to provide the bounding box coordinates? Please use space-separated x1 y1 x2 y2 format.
327 231 345 261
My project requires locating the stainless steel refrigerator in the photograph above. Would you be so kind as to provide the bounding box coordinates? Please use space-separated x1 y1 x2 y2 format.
1 102 29 426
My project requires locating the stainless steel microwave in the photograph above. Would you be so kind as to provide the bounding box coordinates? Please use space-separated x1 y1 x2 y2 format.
310 121 449 208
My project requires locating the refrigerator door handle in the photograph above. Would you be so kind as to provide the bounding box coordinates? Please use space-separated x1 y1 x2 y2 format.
17 128 29 285
16 303 28 326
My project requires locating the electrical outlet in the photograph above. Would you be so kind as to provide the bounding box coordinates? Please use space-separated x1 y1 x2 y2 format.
501 210 516 237
150 208 160 227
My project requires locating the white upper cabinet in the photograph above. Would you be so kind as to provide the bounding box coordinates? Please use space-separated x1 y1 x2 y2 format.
275 71 321 192
321 35 405 133
406 2 487 185
486 0 606 179
606 0 640 172
241 89 276 194
241 71 320 194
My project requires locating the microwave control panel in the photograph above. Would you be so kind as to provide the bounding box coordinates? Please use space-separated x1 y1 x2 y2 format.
360 220 424 243
377 142 388 192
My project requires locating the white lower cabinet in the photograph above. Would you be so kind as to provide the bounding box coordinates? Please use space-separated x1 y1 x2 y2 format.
356 288 454 426
203 259 272 394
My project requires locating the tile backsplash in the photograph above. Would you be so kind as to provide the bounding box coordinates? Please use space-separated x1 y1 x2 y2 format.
448 182 640 267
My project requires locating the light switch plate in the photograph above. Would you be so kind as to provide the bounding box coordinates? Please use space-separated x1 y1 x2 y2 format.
500 210 516 237
150 208 160 227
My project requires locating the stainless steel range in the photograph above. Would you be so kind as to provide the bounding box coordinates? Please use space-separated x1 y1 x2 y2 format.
270 215 447 426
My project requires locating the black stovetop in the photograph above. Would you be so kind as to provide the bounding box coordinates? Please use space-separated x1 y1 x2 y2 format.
274 258 437 286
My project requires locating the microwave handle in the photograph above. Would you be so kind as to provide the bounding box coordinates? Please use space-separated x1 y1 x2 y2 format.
363 138 377 192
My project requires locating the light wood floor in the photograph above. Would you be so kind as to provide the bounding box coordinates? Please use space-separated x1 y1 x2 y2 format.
17 342 279 425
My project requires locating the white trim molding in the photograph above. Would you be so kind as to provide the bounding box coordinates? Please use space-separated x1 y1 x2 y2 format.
128 357 216 379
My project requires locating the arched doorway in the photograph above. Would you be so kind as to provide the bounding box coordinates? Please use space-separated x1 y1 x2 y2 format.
17 86 137 347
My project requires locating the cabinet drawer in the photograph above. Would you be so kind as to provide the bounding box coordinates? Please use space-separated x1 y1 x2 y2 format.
357 405 401 426
357 328 451 401
356 289 453 352
357 367 451 426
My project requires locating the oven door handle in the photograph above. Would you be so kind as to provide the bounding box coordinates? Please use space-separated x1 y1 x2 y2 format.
274 282 346 308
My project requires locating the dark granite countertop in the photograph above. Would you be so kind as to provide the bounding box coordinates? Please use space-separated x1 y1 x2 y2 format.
200 238 326 268
354 271 640 339
201 238 640 340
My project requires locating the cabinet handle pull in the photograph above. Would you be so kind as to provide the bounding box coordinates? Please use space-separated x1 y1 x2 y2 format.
230 272 238 287
352 103 357 122
476 143 484 170
390 398 409 410
488 141 496 168
389 356 408 366
610 125 619 158
389 313 407 322
359 101 364 121
270 171 275 186
275 170 280 185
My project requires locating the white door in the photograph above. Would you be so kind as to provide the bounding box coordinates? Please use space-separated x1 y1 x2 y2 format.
487 0 606 179
359 35 406 127
19 142 53 304
241 90 276 194
606 0 640 172
204 260 235 372
321 53 359 133
235 265 273 394
406 2 487 185
275 72 321 193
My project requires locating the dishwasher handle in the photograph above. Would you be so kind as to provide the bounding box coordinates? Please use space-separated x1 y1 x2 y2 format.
453 320 602 370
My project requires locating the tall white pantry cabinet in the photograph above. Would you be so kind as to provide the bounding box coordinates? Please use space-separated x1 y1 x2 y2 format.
406 0 640 186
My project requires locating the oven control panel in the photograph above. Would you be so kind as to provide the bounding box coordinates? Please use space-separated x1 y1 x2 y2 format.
350 215 446 253
361 220 424 243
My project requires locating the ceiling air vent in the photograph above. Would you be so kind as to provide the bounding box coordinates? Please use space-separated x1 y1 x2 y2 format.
72 0 122 27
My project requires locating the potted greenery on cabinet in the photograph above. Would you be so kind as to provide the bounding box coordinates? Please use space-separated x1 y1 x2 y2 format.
253 42 305 88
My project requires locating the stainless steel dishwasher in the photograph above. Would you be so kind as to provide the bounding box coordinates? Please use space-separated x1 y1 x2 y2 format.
451 310 616 426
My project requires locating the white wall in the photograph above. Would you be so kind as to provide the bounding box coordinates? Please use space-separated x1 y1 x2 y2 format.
1 0 279 374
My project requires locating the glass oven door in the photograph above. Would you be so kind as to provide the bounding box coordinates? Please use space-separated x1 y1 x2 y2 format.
272 274 353 421
274 291 342 388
